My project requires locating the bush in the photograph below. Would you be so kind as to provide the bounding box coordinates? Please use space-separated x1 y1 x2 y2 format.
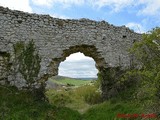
129 27 160 114
84 90 101 105
49 89 72 107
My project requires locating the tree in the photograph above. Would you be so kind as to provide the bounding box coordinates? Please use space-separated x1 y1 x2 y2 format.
130 27 160 98
131 27 160 69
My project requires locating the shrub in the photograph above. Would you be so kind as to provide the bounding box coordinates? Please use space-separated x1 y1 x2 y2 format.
74 85 102 105
129 27 160 114
49 90 72 107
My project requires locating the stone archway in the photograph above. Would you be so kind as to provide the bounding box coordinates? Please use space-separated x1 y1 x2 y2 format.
47 44 112 99
48 44 107 77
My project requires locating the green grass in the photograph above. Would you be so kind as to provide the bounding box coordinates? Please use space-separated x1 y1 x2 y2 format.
46 83 145 120
0 85 81 120
49 78 93 86
1 82 158 120
83 100 143 120
46 85 95 113
46 84 145 120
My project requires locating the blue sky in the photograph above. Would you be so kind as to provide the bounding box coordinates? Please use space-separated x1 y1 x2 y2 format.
0 0 160 78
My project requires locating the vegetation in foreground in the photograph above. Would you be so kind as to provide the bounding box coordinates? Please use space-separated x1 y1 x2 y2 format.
0 84 144 120
0 85 81 120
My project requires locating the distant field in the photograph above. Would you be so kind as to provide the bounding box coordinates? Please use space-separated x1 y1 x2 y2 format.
49 77 93 86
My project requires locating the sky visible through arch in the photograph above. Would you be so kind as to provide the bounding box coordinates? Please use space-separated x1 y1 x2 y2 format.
0 0 159 78
59 52 98 78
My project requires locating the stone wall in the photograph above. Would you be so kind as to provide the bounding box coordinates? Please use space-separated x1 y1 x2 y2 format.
0 6 142 98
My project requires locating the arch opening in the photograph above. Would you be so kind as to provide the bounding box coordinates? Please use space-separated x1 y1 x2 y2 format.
58 52 98 79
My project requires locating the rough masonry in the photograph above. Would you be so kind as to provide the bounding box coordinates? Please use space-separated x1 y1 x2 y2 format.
0 6 142 99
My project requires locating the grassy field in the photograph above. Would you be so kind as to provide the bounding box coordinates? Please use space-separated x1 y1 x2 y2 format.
51 78 92 86
47 76 94 87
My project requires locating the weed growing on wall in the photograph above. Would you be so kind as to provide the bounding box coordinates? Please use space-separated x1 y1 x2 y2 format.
13 40 41 89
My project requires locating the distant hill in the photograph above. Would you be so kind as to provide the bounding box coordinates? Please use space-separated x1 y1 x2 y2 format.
46 76 96 89
52 75 97 81
76 78 97 80
51 75 72 80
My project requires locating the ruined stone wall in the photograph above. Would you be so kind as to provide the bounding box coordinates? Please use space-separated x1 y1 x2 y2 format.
0 6 142 90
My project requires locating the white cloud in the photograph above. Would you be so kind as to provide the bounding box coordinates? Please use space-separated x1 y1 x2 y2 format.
0 0 32 12
32 0 159 16
93 0 134 12
51 14 70 19
126 22 146 33
65 52 94 62
32 0 84 7
137 0 160 16
32 0 53 7
58 52 98 78
92 0 160 16
2 0 159 17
